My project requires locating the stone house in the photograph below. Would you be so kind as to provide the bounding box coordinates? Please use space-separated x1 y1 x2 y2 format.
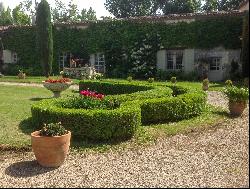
0 11 246 81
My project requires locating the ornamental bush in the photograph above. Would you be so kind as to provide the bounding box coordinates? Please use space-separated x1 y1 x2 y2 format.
32 81 207 142
31 99 141 141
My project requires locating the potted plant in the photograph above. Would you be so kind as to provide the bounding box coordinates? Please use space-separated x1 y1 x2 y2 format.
43 78 72 98
202 78 209 91
223 86 249 117
31 122 71 168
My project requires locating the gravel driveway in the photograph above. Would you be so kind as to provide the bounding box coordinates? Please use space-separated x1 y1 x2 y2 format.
0 91 249 188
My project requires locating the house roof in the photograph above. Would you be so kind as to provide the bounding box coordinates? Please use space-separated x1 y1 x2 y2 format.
239 0 249 9
0 10 245 32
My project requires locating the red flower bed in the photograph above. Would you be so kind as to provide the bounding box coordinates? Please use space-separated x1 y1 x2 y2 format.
44 78 71 83
80 90 105 100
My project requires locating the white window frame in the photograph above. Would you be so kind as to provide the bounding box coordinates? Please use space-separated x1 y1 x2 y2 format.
166 50 183 71
94 53 105 73
209 57 221 71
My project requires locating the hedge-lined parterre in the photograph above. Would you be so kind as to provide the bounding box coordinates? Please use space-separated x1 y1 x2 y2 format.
31 81 207 141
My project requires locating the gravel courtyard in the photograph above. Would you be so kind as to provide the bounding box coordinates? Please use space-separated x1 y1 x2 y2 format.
0 91 249 188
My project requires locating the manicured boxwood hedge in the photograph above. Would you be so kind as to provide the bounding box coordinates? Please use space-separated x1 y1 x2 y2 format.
31 100 141 141
32 81 207 141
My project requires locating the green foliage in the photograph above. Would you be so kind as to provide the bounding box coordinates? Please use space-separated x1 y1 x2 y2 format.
104 0 157 18
57 95 118 110
225 79 233 87
241 13 249 78
203 0 245 11
160 0 201 15
223 86 249 102
79 81 152 95
52 0 97 22
1 16 243 77
140 92 207 124
148 77 154 83
40 122 68 137
36 0 53 77
32 81 206 141
12 5 31 25
171 77 177 84
166 84 189 96
31 99 141 141
0 6 13 26
79 7 97 21
203 78 209 85
127 76 133 82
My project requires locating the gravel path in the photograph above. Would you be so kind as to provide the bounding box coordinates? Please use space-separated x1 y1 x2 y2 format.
0 85 249 188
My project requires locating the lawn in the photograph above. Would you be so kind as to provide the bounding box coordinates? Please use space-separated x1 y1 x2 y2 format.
0 75 226 91
0 83 227 152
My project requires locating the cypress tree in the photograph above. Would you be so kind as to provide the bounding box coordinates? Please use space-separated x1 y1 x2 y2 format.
241 13 249 78
36 0 53 77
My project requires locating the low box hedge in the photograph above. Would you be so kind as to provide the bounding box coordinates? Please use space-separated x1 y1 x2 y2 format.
140 92 207 124
32 81 207 142
31 100 141 141
79 81 153 95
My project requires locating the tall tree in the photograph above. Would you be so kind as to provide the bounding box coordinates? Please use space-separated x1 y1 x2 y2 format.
241 13 249 78
0 6 13 26
159 0 201 15
79 7 97 21
203 0 245 11
36 0 53 77
12 5 31 25
105 0 158 18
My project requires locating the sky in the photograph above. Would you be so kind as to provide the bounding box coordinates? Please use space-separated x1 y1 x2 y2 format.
0 0 113 19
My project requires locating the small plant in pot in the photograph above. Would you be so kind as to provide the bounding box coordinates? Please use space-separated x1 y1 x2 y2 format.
31 122 71 168
223 86 249 117
202 78 209 91
18 70 26 79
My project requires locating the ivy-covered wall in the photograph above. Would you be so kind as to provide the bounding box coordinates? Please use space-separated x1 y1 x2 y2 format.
1 16 243 78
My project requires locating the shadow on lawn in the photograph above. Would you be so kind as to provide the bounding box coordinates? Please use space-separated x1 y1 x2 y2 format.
29 97 52 101
5 161 56 178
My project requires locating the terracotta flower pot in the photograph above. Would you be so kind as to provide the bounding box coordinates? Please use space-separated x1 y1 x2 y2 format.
31 131 71 168
229 101 247 117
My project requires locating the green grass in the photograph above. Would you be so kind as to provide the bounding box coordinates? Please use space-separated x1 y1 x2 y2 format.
0 84 228 153
0 75 227 91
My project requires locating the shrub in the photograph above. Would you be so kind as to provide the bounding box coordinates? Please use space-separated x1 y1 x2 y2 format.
203 78 209 85
223 86 249 102
225 79 233 87
79 81 153 95
31 99 141 141
140 92 207 124
127 76 133 82
171 77 177 84
39 122 68 136
166 84 189 97
148 78 154 83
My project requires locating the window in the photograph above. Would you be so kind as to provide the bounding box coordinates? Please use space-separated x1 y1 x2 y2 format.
12 52 18 63
209 57 221 71
94 53 105 73
166 50 183 70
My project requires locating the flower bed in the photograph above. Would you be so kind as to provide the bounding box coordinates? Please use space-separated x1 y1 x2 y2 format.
32 81 207 141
